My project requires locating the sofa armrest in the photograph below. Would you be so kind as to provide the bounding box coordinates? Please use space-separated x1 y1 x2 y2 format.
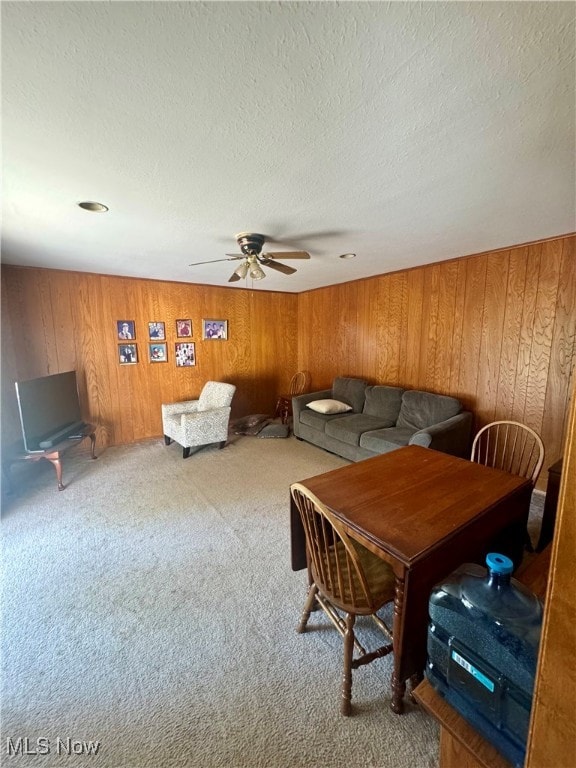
161 400 200 418
409 411 473 458
292 389 332 438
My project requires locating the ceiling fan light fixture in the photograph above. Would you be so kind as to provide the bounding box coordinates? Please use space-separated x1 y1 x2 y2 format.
249 262 265 280
234 261 250 279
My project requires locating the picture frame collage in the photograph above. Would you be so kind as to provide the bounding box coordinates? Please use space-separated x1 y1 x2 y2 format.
116 319 228 366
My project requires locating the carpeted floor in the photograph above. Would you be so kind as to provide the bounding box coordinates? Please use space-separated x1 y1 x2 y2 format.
1 434 544 768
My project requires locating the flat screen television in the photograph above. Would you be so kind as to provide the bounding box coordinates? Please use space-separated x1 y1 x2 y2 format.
15 371 85 452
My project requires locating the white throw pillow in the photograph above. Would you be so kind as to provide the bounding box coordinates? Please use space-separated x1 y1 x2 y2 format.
306 399 352 414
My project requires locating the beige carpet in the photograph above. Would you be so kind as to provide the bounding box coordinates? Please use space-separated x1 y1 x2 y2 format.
1 434 543 768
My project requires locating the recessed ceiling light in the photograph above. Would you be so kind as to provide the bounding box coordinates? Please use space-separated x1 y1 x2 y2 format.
339 253 356 259
78 201 109 212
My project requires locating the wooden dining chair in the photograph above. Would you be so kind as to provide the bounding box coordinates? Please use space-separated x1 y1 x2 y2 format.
275 371 310 424
471 420 545 484
471 420 545 549
290 482 395 715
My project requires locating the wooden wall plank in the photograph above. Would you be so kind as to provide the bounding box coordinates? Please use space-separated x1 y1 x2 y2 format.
420 264 440 392
457 255 488 413
495 247 528 422
384 271 407 386
448 259 467 403
524 239 562 435
475 252 509 425
513 244 541 424
374 276 391 383
540 237 576 467
403 269 425 388
434 261 459 398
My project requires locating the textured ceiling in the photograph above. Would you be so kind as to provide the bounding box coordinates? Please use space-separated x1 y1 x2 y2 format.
2 1 575 293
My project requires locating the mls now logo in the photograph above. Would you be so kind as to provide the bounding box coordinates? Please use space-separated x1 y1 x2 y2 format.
6 737 100 756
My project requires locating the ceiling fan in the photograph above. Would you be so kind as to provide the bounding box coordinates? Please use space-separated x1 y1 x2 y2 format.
189 232 310 282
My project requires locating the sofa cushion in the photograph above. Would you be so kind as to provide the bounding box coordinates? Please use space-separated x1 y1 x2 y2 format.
325 414 393 446
396 390 462 431
299 409 344 431
359 426 416 453
363 385 404 423
307 399 352 414
332 377 367 413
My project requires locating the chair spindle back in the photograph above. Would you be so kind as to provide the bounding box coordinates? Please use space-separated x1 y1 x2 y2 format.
471 420 545 484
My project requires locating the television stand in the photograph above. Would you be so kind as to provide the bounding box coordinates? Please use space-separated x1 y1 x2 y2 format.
3 424 97 492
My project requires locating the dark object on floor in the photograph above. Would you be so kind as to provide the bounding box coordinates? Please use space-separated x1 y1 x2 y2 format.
232 414 272 436
257 422 290 439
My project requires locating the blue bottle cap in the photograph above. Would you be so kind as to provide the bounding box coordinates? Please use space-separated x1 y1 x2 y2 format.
486 552 514 574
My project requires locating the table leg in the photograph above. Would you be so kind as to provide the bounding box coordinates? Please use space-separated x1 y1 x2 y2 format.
88 432 97 459
45 455 65 491
391 574 406 714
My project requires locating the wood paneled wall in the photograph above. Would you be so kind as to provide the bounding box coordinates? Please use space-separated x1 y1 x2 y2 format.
2 234 574 481
298 235 576 487
1 268 298 449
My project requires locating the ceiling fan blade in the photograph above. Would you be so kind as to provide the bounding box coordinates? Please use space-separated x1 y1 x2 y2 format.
264 251 310 260
260 258 297 275
189 257 240 266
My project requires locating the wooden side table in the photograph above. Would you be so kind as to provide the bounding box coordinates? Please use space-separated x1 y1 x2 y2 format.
537 458 563 552
2 423 97 492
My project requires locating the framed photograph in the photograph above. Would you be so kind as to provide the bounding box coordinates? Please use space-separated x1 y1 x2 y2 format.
175 342 196 367
176 319 192 338
148 321 165 340
202 319 228 340
119 344 138 364
148 342 167 362
117 320 135 340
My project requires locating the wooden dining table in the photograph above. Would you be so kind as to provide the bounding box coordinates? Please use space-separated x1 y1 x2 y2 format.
290 445 532 714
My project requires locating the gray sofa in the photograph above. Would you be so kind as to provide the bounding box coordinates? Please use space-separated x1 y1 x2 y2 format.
292 377 473 462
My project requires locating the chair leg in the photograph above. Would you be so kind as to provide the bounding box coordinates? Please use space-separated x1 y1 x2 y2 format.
341 613 356 716
164 435 172 445
183 447 191 459
297 583 319 633
274 398 283 420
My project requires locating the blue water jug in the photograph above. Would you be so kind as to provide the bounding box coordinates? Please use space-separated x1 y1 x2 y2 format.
426 553 543 767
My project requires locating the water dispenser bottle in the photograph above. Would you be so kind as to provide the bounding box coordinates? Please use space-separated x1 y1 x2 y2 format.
426 553 543 767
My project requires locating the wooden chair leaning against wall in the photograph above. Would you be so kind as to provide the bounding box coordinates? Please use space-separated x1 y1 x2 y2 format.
290 482 396 716
471 420 545 549
275 370 310 424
